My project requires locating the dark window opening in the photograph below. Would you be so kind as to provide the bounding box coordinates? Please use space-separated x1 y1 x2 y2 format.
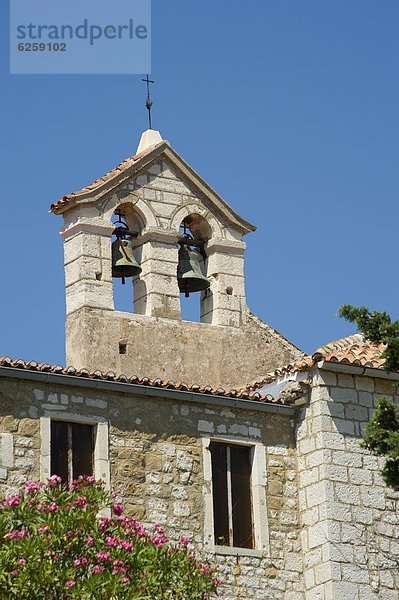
209 441 253 549
119 341 127 354
51 421 94 485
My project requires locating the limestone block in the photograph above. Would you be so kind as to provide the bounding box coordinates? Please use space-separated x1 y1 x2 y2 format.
161 191 182 205
306 481 328 508
204 290 243 313
316 432 345 451
358 391 373 408
375 378 396 395
64 232 102 264
307 522 328 549
329 581 360 600
137 271 180 297
66 280 114 314
206 253 245 278
322 464 348 483
149 201 179 218
141 291 180 320
344 405 369 422
1 433 14 468
324 502 351 522
361 486 385 509
313 371 337 387
65 256 104 287
348 467 372 485
335 482 360 505
306 449 332 469
329 388 358 404
139 258 178 278
332 419 355 435
300 467 320 488
148 175 192 195
354 376 375 392
204 307 241 328
197 420 214 433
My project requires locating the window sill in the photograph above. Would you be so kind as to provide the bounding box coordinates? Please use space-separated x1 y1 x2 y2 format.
204 545 264 558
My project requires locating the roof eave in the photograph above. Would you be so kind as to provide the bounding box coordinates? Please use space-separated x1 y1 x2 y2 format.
50 142 256 235
0 365 293 415
317 359 396 381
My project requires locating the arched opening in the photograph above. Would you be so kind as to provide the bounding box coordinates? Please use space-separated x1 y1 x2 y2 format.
178 214 211 323
112 204 143 313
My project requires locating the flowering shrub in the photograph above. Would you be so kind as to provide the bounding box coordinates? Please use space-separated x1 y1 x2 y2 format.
0 476 219 599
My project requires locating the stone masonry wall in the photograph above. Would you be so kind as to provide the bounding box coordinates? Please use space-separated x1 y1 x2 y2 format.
66 307 302 390
296 369 399 600
0 376 304 599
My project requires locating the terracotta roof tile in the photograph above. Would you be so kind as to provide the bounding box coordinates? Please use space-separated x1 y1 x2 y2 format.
248 334 386 390
0 356 283 406
50 144 160 213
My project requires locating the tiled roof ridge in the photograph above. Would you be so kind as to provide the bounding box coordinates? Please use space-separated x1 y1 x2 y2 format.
0 356 282 406
50 142 165 213
247 334 386 390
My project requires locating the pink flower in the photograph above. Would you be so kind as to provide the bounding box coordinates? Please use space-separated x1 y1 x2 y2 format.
105 536 117 547
97 551 110 562
47 502 58 512
49 475 62 486
75 496 87 508
214 578 221 586
66 580 75 588
180 536 190 547
92 565 105 575
39 526 48 534
121 577 129 584
112 503 124 516
19 559 26 565
11 570 18 577
4 495 21 507
24 481 40 494
87 536 94 546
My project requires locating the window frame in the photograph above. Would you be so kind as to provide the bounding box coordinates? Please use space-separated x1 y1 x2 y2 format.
202 435 270 557
40 415 110 489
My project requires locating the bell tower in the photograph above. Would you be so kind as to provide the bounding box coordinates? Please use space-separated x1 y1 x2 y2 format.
51 129 302 388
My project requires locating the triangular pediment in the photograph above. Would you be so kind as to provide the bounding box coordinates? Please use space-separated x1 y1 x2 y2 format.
51 140 256 235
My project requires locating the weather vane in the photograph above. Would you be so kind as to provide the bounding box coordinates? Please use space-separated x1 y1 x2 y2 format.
142 74 154 129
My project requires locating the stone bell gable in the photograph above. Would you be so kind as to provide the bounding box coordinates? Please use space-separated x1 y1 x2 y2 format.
51 130 303 387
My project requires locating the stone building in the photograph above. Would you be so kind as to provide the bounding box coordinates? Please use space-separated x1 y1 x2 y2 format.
0 129 398 599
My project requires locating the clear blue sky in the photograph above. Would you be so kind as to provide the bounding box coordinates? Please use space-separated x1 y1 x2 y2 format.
0 1 398 366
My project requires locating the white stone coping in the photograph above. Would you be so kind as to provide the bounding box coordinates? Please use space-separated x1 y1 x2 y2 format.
61 222 115 240
204 546 264 558
205 238 246 256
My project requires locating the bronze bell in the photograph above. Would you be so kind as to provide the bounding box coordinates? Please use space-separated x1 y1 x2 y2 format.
112 237 141 283
177 244 210 297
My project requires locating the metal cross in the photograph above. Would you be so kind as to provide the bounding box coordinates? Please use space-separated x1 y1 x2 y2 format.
142 74 154 129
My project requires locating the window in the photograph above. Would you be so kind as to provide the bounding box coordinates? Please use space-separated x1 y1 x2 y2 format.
209 441 253 549
51 421 94 484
